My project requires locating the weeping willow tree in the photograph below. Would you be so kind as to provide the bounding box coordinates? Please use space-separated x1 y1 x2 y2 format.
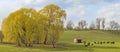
2 4 66 48
2 8 47 46
39 4 66 48
33 13 48 44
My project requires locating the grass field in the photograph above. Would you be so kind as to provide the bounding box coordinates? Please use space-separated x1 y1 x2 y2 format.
0 30 120 52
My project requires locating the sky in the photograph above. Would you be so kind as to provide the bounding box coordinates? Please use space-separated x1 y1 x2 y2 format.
0 0 120 29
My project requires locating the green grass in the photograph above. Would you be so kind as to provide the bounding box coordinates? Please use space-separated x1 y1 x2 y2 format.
0 30 120 52
59 30 120 43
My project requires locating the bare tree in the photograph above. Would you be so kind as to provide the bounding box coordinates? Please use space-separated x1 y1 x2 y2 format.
66 20 74 30
89 22 95 30
101 18 105 29
78 20 87 29
96 18 101 29
109 20 120 30
96 18 105 30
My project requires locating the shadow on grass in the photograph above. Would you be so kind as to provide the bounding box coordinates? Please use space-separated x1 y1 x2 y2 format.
1 43 120 52
90 46 120 49
26 43 94 52
28 43 120 52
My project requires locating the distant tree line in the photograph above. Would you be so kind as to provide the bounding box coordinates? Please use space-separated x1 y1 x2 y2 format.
66 18 120 30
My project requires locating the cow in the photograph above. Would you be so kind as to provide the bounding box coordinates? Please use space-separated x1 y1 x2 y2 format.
74 38 82 43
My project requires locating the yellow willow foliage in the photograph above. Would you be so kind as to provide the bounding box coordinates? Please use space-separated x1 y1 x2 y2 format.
39 4 66 44
2 8 47 45
39 4 66 19
2 18 10 42
33 14 48 43
2 4 66 46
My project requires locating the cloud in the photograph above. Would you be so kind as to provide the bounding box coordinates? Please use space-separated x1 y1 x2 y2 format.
97 3 120 23
1 0 120 29
97 3 120 29
0 0 54 18
64 0 120 27
64 0 120 5
65 5 85 18
64 0 120 19
64 0 86 27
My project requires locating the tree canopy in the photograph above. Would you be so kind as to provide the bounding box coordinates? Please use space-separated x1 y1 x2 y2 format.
2 4 66 47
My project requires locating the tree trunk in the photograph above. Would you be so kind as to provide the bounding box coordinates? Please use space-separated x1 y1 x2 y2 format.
51 37 56 48
44 34 47 44
52 41 55 48
17 43 21 46
17 40 21 47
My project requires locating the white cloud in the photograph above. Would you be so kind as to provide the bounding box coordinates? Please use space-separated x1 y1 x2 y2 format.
97 3 120 24
65 5 85 18
97 3 120 29
64 0 85 18
1 0 120 29
64 0 86 27
64 0 120 5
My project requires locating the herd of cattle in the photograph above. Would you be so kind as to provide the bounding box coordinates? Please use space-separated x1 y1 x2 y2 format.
74 38 115 47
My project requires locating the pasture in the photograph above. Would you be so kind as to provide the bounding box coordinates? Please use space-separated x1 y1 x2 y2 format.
0 30 120 52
